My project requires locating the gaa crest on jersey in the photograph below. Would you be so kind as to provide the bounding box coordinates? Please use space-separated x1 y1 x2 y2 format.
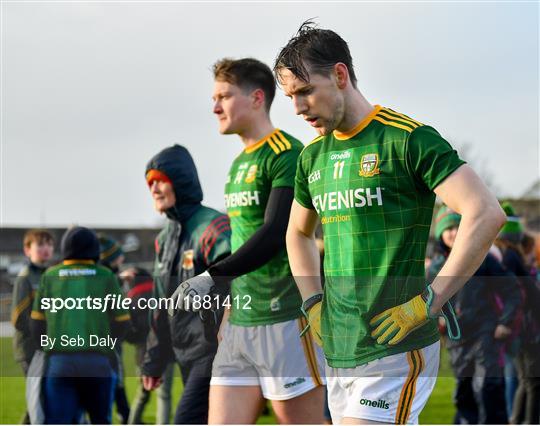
245 165 258 183
182 250 194 270
359 153 380 177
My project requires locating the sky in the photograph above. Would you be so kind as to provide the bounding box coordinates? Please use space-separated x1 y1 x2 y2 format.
1 1 538 228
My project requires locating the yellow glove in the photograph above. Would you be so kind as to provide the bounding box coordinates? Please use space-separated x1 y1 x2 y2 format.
369 293 428 345
300 294 323 346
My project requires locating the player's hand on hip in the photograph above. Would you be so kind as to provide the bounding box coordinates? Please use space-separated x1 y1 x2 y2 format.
169 271 215 314
370 285 461 345
369 293 428 345
300 293 323 346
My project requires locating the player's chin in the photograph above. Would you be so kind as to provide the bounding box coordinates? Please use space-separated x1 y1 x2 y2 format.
315 125 332 136
218 122 235 135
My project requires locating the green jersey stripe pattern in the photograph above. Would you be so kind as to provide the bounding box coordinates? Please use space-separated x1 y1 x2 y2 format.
225 129 304 326
295 105 465 367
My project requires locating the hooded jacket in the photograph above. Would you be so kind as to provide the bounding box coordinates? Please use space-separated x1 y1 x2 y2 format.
142 145 231 376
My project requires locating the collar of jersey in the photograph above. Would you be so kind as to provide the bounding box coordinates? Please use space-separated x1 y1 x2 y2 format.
63 260 95 265
244 128 279 154
333 105 381 140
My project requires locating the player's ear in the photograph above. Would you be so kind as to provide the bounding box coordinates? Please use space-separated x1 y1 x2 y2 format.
251 88 266 110
334 63 349 90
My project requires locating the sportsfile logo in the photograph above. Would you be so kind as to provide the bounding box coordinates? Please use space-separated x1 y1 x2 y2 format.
312 187 383 214
359 398 390 410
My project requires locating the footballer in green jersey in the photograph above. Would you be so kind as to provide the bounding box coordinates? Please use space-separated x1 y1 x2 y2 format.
294 105 465 367
225 128 303 325
173 58 325 424
275 21 505 424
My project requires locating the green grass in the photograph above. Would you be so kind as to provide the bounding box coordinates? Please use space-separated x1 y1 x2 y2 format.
1 337 455 424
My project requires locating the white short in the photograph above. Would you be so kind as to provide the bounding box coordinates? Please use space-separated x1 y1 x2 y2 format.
326 341 440 424
210 317 326 400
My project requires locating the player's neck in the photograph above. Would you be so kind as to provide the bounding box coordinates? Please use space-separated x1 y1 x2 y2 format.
336 90 374 134
238 116 275 148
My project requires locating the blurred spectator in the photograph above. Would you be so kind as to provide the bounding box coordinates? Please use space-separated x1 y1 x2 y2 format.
497 203 540 424
11 229 54 423
521 234 537 277
141 145 231 423
98 234 130 424
428 205 521 424
30 226 130 424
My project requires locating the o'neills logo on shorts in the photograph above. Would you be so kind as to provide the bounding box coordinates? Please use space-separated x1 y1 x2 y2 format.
284 377 306 389
359 398 390 410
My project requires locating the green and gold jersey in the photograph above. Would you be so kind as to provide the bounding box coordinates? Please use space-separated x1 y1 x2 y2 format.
225 129 303 326
31 261 129 355
295 105 465 367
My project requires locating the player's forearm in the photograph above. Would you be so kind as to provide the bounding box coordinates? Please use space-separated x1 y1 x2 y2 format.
286 226 322 300
430 202 505 314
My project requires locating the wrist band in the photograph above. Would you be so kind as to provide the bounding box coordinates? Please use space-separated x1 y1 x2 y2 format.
422 285 461 341
302 293 323 313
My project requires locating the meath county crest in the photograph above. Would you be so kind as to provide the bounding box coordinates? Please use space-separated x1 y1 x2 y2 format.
182 250 194 270
359 153 380 177
245 164 258 183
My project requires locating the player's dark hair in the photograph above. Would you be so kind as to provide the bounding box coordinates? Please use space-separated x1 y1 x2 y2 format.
274 19 357 88
213 58 276 112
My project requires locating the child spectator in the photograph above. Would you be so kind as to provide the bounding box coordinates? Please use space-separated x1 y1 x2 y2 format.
11 229 54 423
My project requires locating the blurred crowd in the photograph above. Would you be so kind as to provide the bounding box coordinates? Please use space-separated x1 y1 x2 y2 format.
426 202 540 424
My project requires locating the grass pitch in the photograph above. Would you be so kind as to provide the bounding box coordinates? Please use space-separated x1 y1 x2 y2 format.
0 337 455 424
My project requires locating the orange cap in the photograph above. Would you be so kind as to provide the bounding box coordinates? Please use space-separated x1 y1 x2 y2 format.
146 169 172 187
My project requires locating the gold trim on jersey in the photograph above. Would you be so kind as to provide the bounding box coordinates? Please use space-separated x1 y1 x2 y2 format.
298 317 324 387
244 129 277 154
63 260 96 266
114 314 131 322
31 310 46 321
395 349 424 424
300 135 323 155
333 105 382 140
244 129 293 155
373 116 416 133
382 108 423 127
11 291 35 326
376 110 420 132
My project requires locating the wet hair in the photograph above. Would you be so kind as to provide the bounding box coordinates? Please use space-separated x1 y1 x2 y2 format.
274 19 357 88
213 58 276 112
23 229 54 249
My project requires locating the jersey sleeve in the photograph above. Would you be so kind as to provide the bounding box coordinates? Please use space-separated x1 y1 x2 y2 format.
294 153 315 209
406 125 466 192
268 148 300 188
11 272 33 330
199 215 232 266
